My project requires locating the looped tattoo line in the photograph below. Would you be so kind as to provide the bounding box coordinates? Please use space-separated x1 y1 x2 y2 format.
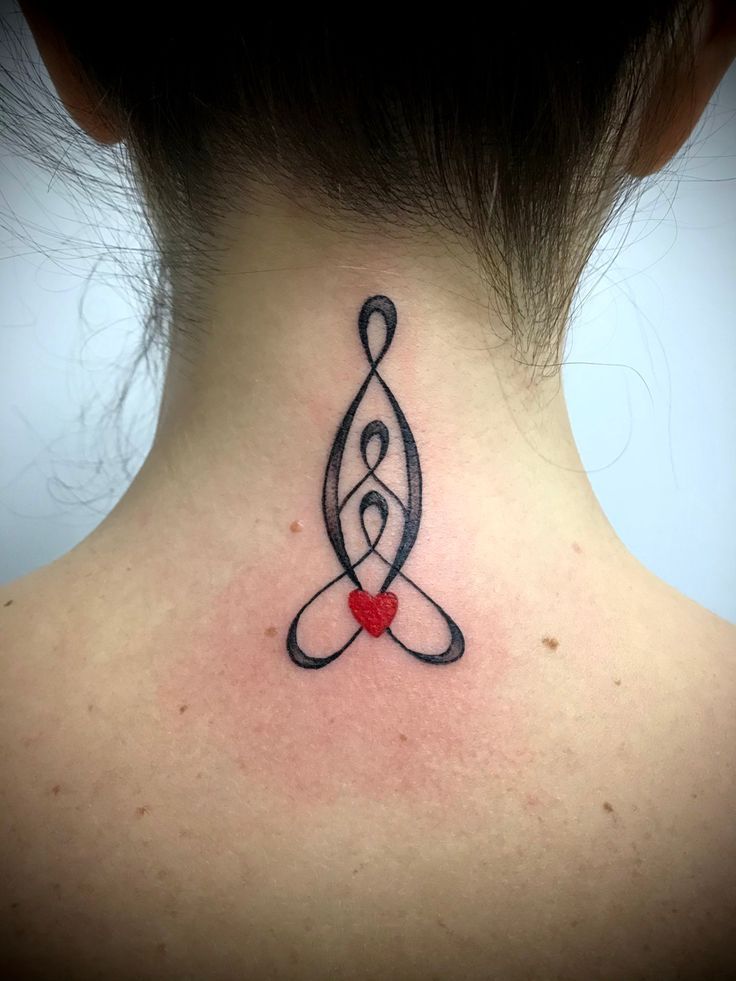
286 294 465 669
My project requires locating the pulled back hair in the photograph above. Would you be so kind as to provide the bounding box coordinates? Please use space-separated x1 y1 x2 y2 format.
4 3 702 367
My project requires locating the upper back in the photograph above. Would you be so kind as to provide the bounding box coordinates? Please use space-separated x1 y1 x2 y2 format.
1 538 735 981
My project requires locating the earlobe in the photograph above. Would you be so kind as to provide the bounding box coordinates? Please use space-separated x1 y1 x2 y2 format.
19 1 123 146
629 0 736 177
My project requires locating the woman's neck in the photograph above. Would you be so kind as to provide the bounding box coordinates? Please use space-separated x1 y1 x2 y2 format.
94 195 624 576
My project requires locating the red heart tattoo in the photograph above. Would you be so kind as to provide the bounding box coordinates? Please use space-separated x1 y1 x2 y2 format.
348 590 398 637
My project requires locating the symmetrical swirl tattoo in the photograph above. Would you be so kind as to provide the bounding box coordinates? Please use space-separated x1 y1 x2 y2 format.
287 295 465 669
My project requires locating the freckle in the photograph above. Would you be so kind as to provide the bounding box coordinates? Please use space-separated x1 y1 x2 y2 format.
603 801 614 812
290 519 304 533
51 882 61 897
136 805 150 817
10 901 20 911
613 678 622 686
572 542 583 554
156 869 168 881
436 916 454 936
179 704 188 714
3 599 13 607
51 784 61 796
542 636 559 651
398 732 408 743
156 942 167 958
196 772 203 779
87 703 95 712
264 626 277 638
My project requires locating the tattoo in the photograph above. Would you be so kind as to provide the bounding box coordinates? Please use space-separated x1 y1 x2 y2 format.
287 295 465 669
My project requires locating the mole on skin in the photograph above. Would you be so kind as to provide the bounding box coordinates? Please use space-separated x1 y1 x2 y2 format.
542 636 559 651
290 520 304 533
264 626 277 637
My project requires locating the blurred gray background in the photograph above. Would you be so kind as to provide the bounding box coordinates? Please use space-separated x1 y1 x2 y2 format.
1 29 734 621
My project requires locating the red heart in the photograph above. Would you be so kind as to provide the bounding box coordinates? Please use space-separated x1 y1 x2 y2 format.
348 590 398 637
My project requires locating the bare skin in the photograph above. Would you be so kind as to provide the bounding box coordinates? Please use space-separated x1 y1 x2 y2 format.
2 7 736 979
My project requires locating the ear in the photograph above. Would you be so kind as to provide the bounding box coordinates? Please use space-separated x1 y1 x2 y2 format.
19 2 123 146
629 0 736 177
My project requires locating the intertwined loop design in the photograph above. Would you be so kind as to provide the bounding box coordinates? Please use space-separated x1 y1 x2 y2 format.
286 295 464 669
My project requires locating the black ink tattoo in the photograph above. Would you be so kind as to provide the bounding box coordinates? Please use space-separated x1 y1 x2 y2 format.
287 295 465 669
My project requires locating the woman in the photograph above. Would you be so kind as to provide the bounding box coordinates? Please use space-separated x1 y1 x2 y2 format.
2 3 735 978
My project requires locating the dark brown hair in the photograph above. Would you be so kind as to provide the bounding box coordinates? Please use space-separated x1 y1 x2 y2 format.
3 3 702 367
